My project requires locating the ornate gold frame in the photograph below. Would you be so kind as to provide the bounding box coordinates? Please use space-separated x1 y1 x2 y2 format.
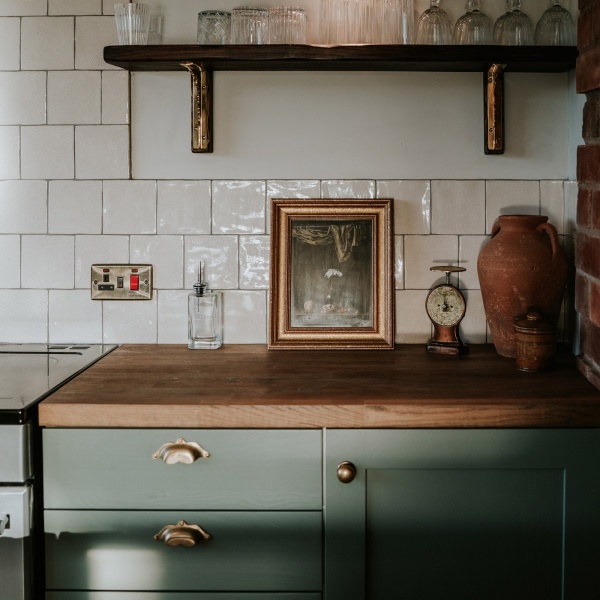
269 198 394 350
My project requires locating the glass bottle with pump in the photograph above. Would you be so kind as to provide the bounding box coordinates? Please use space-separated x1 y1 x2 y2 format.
188 262 223 349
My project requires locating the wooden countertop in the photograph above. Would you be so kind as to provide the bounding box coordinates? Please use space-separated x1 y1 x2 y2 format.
38 344 600 429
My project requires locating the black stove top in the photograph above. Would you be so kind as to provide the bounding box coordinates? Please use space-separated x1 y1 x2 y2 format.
0 344 117 424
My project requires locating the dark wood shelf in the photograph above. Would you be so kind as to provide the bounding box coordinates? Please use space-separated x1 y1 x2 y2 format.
104 43 577 73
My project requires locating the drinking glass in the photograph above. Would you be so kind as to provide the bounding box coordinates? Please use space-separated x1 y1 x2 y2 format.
416 0 452 45
493 0 533 45
269 6 307 44
381 0 414 44
198 11 231 44
114 3 151 45
534 0 575 45
231 6 269 44
454 0 491 45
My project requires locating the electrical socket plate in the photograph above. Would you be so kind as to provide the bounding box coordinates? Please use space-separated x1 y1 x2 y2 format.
91 264 153 300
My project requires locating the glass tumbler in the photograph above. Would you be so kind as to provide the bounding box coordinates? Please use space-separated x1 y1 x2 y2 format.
269 6 307 43
198 11 232 44
114 3 151 45
231 6 269 44
534 0 575 46
416 0 452 44
493 0 533 45
381 0 414 44
454 0 491 44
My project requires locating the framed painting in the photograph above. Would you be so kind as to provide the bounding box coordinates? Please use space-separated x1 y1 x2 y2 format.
269 198 394 350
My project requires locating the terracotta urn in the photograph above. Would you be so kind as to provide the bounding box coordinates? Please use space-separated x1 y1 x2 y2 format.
477 215 568 358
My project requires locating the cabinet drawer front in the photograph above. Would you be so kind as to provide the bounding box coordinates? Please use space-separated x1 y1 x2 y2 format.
46 594 321 599
43 429 322 509
45 510 322 592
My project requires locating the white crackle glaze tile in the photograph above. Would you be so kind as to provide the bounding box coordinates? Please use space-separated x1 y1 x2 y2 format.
377 180 430 235
49 180 102 234
321 180 375 198
212 180 266 234
185 235 238 290
540 180 565 234
0 126 19 179
0 290 47 342
75 16 119 70
432 180 485 235
485 180 540 233
0 235 20 288
0 72 46 124
102 71 129 125
266 180 321 233
21 16 74 69
458 235 487 290
75 234 129 288
49 289 102 343
103 180 156 234
0 1 47 16
460 289 486 344
0 180 47 233
404 235 459 290
75 125 129 179
395 290 431 344
157 289 188 344
394 236 404 290
103 298 158 343
222 290 267 344
48 71 101 124
564 180 578 237
22 126 74 179
0 17 20 70
22 235 74 289
239 236 270 290
158 180 211 234
130 235 183 289
49 0 101 15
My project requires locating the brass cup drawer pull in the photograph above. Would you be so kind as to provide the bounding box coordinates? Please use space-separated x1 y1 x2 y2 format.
337 460 357 484
152 438 210 464
154 520 212 547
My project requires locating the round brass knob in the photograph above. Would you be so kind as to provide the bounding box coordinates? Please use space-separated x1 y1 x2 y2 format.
154 520 212 547
337 461 357 484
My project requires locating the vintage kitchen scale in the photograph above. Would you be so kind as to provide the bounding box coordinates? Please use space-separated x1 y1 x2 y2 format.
425 265 468 356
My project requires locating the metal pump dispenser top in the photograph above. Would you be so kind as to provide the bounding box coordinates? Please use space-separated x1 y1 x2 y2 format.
193 262 207 296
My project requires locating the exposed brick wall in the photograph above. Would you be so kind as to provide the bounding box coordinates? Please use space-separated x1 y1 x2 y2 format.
576 0 600 389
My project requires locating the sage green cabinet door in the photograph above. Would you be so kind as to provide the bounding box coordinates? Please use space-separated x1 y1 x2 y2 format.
43 429 322 510
325 429 600 600
46 594 321 599
45 510 322 592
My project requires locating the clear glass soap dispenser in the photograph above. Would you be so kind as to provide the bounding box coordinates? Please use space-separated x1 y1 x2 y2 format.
188 262 223 349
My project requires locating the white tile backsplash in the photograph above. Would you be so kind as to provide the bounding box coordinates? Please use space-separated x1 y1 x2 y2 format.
0 126 20 179
0 72 46 125
103 180 157 234
21 16 74 70
0 234 20 288
21 235 75 289
0 17 20 70
0 7 580 345
49 180 103 234
48 71 101 124
22 126 75 179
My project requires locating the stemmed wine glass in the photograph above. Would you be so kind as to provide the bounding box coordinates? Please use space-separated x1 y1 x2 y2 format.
416 0 452 45
493 0 533 45
535 0 575 45
454 0 492 45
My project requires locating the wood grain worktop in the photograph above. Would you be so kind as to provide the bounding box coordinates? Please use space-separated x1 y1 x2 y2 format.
38 344 600 429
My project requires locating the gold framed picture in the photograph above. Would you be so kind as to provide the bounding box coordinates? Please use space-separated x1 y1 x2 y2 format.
269 198 394 350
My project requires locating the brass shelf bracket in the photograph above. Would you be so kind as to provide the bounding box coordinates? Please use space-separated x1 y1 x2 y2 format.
181 62 213 153
484 63 506 155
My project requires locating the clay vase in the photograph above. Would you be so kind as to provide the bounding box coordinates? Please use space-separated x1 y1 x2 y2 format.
477 215 568 358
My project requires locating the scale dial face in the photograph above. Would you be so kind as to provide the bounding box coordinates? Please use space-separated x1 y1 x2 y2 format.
426 284 466 327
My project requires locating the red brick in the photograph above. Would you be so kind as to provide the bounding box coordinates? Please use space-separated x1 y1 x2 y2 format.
576 43 600 93
576 354 600 391
579 8 593 49
576 271 590 315
594 0 600 41
580 316 600 367
592 189 600 228
577 144 600 183
591 280 600 326
583 90 600 141
578 187 592 227
575 231 600 279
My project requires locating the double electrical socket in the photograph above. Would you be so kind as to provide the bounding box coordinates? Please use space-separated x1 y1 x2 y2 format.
91 264 153 300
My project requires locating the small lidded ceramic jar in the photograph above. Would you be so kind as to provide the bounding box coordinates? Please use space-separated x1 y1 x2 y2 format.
513 309 557 372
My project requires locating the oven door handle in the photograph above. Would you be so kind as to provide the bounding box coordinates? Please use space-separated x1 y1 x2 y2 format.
0 513 8 536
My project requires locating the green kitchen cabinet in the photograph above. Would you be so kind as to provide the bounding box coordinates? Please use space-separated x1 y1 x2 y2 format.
324 429 600 600
46 595 321 600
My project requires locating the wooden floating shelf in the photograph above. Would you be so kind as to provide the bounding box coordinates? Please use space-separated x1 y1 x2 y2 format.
103 44 578 154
